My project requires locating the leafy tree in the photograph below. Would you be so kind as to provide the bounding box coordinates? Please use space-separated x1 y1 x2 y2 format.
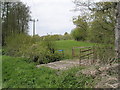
64 32 68 35
73 1 116 44
71 28 81 41
71 28 84 41
73 0 120 61
90 2 115 44
71 16 88 41
62 34 72 40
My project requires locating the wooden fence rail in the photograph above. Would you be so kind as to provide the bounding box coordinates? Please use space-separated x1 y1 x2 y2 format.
72 46 116 65
72 46 96 65
79 47 95 65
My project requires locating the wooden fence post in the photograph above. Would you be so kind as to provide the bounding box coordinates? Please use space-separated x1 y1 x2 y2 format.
93 46 97 64
92 46 95 64
72 47 74 58
79 48 81 65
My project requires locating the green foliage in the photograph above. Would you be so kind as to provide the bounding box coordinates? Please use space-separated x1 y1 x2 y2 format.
88 13 115 44
3 56 94 88
64 32 68 35
4 34 35 56
3 34 63 64
72 2 115 44
28 42 63 64
40 34 73 41
32 35 41 42
71 16 88 41
47 35 61 41
94 44 115 64
42 37 56 53
72 1 117 64
2 2 31 46
54 67 94 88
60 34 73 40
71 27 86 41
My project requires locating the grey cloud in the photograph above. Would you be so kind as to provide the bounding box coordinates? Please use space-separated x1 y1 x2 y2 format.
21 0 79 36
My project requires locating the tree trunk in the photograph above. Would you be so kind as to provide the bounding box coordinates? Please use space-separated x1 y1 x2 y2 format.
0 1 2 46
115 1 120 59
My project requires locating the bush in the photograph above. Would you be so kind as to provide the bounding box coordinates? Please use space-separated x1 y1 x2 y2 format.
71 28 86 41
27 42 63 64
40 35 61 41
94 44 115 64
40 34 73 41
60 34 73 40
3 34 63 64
4 34 35 56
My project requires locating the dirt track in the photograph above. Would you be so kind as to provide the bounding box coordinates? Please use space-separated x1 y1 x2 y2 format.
36 59 93 70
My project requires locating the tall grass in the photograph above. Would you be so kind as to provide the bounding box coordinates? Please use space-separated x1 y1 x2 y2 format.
2 56 95 88
94 44 116 65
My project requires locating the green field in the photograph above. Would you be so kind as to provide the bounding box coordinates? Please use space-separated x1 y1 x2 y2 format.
55 40 96 59
2 55 95 88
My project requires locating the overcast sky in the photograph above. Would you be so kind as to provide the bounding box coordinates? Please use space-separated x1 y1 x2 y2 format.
21 0 81 36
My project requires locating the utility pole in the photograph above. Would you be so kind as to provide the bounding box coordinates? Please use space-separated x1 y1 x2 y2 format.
30 19 38 36
115 1 120 60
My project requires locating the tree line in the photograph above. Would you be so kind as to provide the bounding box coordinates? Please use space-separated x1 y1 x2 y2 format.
1 1 31 46
71 1 116 45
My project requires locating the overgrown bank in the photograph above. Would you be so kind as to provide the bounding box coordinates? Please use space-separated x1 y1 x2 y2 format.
2 34 64 64
2 56 95 88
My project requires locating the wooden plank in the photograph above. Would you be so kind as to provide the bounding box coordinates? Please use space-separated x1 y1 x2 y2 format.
81 48 92 52
73 46 92 49
80 52 94 58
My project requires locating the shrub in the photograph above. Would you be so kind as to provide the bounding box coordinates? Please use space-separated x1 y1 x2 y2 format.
42 38 56 54
3 34 63 64
40 34 73 41
40 35 61 41
71 28 86 41
27 42 63 64
4 34 35 56
60 34 73 40
94 44 115 64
